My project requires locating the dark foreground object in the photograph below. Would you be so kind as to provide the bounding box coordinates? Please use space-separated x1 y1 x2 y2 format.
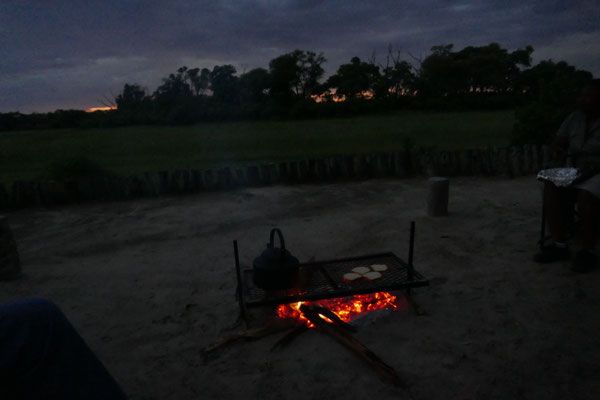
0 298 127 400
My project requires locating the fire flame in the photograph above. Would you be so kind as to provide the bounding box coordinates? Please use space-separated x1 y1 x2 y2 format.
276 292 403 327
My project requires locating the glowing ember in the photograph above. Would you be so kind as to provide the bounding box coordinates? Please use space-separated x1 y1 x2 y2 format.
276 292 403 328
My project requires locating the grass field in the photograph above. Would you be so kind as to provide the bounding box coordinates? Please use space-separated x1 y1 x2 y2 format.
0 110 514 183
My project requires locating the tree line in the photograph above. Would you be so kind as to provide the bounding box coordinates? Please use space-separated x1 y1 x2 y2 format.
0 42 594 144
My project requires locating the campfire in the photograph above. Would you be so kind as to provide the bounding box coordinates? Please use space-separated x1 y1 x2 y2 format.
276 291 404 327
204 223 428 387
204 291 409 387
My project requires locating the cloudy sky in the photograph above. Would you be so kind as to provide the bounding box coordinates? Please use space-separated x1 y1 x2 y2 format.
1 0 599 112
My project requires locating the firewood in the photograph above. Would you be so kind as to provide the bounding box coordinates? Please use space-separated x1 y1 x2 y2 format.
306 305 357 333
202 318 297 355
300 304 405 387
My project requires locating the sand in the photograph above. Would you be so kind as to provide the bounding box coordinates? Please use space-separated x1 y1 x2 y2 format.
1 177 599 400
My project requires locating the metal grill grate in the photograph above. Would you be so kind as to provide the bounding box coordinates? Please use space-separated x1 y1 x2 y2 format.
241 252 428 307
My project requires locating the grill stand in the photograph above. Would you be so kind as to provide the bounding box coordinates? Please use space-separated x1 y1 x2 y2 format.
233 221 428 324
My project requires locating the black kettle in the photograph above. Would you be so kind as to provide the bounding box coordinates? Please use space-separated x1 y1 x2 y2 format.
253 228 299 290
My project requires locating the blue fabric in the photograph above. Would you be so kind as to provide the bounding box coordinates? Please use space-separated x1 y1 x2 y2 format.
0 298 126 399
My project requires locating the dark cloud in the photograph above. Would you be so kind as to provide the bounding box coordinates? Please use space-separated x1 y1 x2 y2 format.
1 0 599 112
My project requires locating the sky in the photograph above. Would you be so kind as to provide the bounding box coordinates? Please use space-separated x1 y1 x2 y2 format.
1 0 599 113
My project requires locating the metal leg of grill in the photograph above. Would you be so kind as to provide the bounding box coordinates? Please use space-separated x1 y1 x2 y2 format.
408 221 415 280
405 221 425 315
406 221 415 297
233 240 249 326
539 200 546 249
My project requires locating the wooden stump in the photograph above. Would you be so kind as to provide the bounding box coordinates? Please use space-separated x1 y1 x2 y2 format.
427 177 449 217
0 216 21 280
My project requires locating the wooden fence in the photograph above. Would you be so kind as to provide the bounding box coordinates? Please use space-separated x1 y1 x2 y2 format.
0 144 551 209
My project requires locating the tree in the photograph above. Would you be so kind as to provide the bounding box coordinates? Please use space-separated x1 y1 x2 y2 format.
268 50 326 100
517 59 592 99
419 43 534 96
186 67 210 96
152 67 196 124
239 68 270 104
153 68 193 103
115 84 151 124
374 48 416 99
295 50 326 98
116 84 149 110
453 43 533 93
209 64 239 103
419 44 464 96
326 57 380 99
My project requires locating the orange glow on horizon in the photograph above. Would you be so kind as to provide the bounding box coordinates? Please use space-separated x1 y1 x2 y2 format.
85 106 116 113
311 87 416 103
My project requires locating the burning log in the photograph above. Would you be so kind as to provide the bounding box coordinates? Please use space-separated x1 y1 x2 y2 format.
299 304 405 387
270 304 357 351
304 304 357 332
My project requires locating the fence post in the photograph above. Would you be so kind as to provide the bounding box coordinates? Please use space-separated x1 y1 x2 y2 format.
278 162 289 183
316 159 329 181
217 167 234 189
203 169 216 189
509 146 523 176
246 166 260 186
288 161 299 183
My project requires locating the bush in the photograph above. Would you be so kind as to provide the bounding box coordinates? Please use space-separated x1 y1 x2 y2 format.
511 102 571 145
510 79 585 145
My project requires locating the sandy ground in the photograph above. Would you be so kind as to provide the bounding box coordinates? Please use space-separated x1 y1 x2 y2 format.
1 177 600 400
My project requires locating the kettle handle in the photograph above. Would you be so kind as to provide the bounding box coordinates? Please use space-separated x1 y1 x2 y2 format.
269 228 285 250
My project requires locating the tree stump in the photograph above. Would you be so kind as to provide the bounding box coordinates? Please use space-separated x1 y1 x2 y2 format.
0 216 21 280
427 177 449 217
